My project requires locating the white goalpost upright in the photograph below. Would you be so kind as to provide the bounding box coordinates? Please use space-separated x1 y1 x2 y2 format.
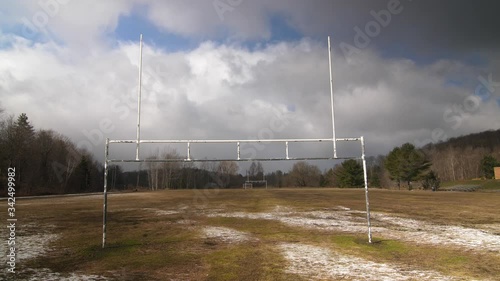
102 35 372 248
243 172 268 189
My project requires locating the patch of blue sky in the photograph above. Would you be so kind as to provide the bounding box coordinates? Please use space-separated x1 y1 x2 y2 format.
0 24 53 49
444 79 464 88
268 14 303 43
113 11 196 52
239 13 304 51
380 44 488 68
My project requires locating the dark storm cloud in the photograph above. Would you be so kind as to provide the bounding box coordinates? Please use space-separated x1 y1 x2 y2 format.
285 0 500 59
1 0 499 169
370 0 500 58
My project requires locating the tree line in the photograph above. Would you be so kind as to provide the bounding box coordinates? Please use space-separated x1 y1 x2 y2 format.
0 112 103 195
1 107 499 195
421 130 500 182
364 130 500 190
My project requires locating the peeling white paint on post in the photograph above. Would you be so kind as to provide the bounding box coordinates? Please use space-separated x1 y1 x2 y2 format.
285 141 289 159
361 136 373 243
102 138 109 248
237 142 240 160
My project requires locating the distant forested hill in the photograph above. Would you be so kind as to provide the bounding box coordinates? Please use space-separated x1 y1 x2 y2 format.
421 129 500 181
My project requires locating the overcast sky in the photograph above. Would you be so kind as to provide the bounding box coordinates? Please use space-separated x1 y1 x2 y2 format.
1 0 499 172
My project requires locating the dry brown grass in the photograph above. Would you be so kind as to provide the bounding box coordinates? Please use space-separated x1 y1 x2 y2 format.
8 188 500 280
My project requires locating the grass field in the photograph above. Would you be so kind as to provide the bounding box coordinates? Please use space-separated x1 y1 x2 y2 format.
441 179 500 191
2 188 500 280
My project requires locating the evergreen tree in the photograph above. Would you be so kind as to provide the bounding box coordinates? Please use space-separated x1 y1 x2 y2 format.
480 155 498 179
11 113 35 188
422 171 440 191
385 147 402 189
385 143 431 190
334 159 364 188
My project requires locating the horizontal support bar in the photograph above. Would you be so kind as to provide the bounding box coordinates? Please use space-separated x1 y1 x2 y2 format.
336 137 361 141
107 156 362 163
108 137 360 144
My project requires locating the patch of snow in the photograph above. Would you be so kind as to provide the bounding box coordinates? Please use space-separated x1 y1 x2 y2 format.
17 233 60 261
279 243 457 281
272 205 294 213
25 268 108 281
177 219 197 225
208 210 376 235
0 225 58 263
141 208 179 216
201 226 255 243
0 225 107 280
372 213 500 254
208 206 500 254
154 210 179 216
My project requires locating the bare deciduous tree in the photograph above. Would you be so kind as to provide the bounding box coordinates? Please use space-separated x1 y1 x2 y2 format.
288 161 321 187
216 161 238 188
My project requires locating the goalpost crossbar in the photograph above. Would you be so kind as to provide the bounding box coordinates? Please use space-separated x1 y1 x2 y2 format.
101 35 373 249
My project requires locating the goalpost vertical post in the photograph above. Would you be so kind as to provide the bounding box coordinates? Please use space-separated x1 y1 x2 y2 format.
361 136 373 243
328 36 337 158
101 35 374 248
329 36 372 243
136 34 143 161
102 138 109 248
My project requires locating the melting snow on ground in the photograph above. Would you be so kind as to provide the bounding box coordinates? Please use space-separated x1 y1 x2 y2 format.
23 268 108 281
372 213 500 254
201 226 256 243
141 208 180 216
0 224 108 280
279 242 457 281
208 206 500 254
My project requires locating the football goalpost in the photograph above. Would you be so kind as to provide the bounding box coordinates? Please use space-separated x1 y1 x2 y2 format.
243 172 268 189
102 35 372 248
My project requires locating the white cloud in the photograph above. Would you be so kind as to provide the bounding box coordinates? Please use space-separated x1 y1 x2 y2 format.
1 32 498 169
0 0 498 176
1 0 135 51
145 0 272 40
